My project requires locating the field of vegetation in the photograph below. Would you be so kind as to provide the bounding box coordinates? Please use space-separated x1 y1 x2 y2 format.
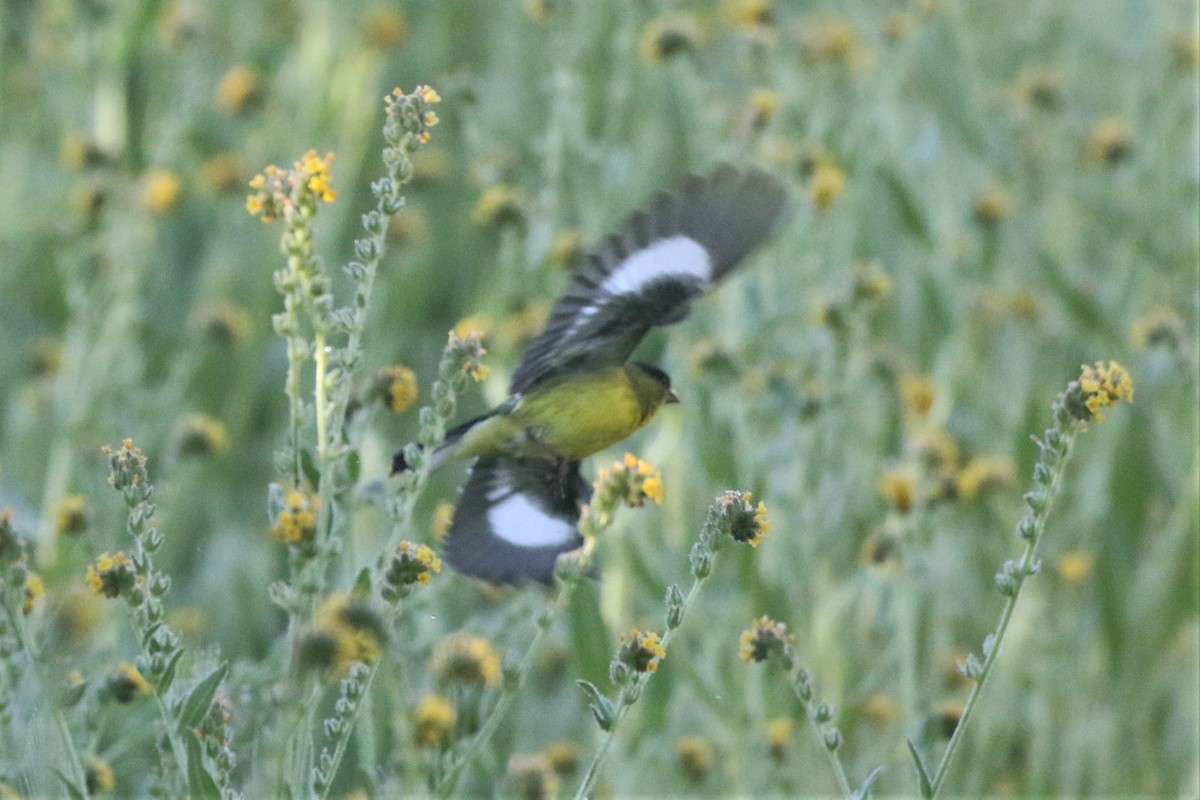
1 1 1196 797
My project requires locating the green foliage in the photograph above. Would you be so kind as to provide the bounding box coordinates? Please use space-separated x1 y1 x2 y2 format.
1 1 1196 798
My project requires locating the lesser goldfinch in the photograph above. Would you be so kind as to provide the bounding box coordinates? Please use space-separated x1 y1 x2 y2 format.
397 165 789 584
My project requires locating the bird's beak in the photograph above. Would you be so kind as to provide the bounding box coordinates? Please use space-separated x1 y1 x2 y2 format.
666 389 680 404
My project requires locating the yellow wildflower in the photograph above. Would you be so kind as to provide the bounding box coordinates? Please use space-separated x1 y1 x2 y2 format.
23 572 44 614
1085 117 1132 165
1058 551 1092 585
413 694 456 747
638 13 705 62
215 65 261 113
617 628 665 673
808 162 845 212
140 169 181 214
879 470 916 514
765 717 792 760
86 552 137 599
430 634 502 687
85 757 115 794
364 7 407 48
55 494 89 536
739 615 793 663
674 735 715 780
1074 360 1134 421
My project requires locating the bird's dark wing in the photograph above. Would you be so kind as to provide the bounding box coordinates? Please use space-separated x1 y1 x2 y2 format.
509 165 789 394
443 456 591 585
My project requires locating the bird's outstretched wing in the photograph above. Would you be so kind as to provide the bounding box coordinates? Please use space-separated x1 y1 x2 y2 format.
443 456 591 584
509 165 789 395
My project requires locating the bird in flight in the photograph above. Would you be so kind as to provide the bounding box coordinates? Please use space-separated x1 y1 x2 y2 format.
396 165 789 584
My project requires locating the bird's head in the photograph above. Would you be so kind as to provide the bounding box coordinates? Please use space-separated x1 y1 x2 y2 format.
629 362 680 408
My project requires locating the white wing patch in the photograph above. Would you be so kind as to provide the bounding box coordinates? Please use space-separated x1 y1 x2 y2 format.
599 236 712 295
487 492 575 548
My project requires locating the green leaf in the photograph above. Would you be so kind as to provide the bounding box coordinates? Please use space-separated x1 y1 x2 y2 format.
855 765 886 799
51 768 86 800
907 739 934 800
346 450 361 484
186 730 223 800
351 567 372 600
176 662 228 732
576 680 615 731
158 646 187 694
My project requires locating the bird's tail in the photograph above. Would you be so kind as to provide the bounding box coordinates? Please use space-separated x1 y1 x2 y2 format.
391 412 490 474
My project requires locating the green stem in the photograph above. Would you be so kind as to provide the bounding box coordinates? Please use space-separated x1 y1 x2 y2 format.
314 330 329 463
317 663 380 800
785 674 853 799
928 425 1079 797
574 578 703 800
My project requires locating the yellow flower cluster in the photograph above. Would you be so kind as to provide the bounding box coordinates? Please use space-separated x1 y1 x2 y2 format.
429 634 502 688
674 734 715 779
215 65 260 113
472 184 528 228
86 552 137 599
55 494 89 536
1076 360 1134 421
414 694 456 747
245 150 337 222
381 540 442 600
593 453 665 517
1085 117 1132 165
955 456 1017 501
879 469 916 514
270 489 320 545
108 662 152 702
717 490 771 547
638 13 705 62
385 85 441 145
141 168 182 214
178 413 231 457
376 364 418 413
313 594 385 675
617 628 666 673
739 615 793 662
808 162 845 212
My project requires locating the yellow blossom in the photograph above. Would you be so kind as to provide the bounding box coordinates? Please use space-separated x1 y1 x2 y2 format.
215 65 261 113
414 694 456 747
430 634 502 687
1058 551 1092 584
431 502 455 540
765 717 792 760
722 0 775 32
472 184 528 228
543 741 580 776
899 374 935 418
674 735 715 779
617 628 666 673
109 662 151 702
808 162 845 212
86 552 136 598
638 13 705 62
377 365 418 413
85 757 115 794
1085 117 1132 165
546 229 583 269
55 494 89 536
879 470 916 514
364 7 407 47
748 87 779 128
270 489 320 545
862 693 900 726
1075 360 1134 421
178 413 230 456
1130 306 1187 351
973 183 1012 225
312 594 386 675
739 615 793 663
140 168 181 214
955 457 1016 501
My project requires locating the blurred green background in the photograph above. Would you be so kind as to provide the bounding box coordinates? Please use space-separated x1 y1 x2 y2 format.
1 0 1197 796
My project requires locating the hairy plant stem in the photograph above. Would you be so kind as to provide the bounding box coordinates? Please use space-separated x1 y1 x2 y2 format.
928 425 1080 797
574 577 702 800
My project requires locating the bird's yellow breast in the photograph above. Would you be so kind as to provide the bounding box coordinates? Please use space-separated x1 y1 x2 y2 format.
457 366 663 462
